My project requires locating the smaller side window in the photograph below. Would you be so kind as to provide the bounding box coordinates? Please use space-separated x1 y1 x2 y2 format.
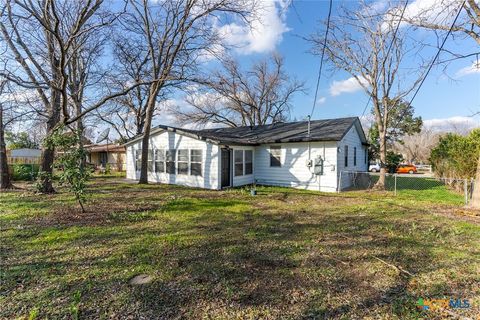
135 150 141 171
147 149 154 172
166 149 176 174
245 150 253 175
190 149 202 176
354 147 357 166
177 149 189 175
270 146 281 167
234 150 244 176
344 145 348 167
155 149 165 173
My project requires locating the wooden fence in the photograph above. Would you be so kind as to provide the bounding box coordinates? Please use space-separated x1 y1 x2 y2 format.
7 156 41 165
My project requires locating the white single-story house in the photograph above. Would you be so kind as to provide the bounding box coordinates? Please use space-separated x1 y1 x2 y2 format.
124 117 368 192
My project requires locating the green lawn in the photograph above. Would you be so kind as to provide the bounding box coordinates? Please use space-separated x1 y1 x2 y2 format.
1 178 479 319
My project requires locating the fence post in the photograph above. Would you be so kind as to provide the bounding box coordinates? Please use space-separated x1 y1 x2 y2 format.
394 174 397 196
338 170 342 193
464 179 468 205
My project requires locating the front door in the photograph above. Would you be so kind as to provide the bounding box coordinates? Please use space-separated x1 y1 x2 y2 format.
221 148 231 188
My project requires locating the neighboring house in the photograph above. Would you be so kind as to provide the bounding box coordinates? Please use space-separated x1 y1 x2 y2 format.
7 148 42 164
85 144 126 171
124 117 368 192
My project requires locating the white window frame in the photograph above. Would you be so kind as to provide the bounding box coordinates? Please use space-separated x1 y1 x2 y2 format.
154 149 165 173
244 150 253 175
190 149 202 176
234 149 244 176
177 149 189 175
269 146 282 167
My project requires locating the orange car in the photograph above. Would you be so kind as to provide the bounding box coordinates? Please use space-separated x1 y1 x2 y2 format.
396 164 417 174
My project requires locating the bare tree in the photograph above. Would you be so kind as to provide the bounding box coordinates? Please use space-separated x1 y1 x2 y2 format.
310 1 429 188
403 0 480 207
173 54 305 128
0 0 149 193
0 80 12 190
393 127 440 164
120 0 254 184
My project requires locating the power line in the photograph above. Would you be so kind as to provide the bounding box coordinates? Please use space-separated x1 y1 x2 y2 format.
361 0 409 118
310 0 333 118
405 0 466 109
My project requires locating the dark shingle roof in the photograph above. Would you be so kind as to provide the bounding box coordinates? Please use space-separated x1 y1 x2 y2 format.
125 117 365 146
195 117 360 145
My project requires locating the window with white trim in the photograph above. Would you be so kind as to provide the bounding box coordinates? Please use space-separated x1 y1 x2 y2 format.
190 149 202 176
177 149 189 175
155 149 165 173
245 150 253 175
166 149 176 174
344 145 348 167
270 146 281 167
135 150 141 171
147 149 154 172
234 150 244 176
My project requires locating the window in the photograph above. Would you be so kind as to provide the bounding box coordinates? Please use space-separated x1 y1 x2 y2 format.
177 149 189 175
344 145 348 167
135 150 141 171
190 149 202 176
245 150 253 175
354 147 357 166
234 150 244 176
166 149 176 174
155 149 165 173
364 148 367 164
147 149 154 172
270 146 281 167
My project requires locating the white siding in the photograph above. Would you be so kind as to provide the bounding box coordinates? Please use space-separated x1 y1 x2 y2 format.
126 131 220 190
253 142 338 192
231 146 255 187
337 125 368 190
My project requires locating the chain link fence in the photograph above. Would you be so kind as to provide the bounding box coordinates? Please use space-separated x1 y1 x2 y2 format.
339 170 475 205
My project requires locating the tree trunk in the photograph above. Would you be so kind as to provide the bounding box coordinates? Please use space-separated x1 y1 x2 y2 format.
470 155 480 208
0 102 13 190
138 91 157 184
38 88 61 194
376 128 387 189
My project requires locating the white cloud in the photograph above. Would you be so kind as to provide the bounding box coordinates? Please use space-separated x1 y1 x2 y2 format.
317 96 326 105
380 0 459 31
329 77 368 96
456 62 480 78
216 0 290 54
424 116 480 134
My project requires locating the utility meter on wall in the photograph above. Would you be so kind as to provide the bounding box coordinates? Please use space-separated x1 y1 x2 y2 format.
314 156 324 175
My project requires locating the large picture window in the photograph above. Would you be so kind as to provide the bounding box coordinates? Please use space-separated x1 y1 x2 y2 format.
270 146 281 167
245 150 253 175
177 149 189 175
135 150 141 171
190 149 202 176
234 150 244 176
166 149 176 174
155 149 165 173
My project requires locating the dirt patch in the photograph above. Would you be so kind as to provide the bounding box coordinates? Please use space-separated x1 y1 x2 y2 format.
31 196 163 227
431 206 480 224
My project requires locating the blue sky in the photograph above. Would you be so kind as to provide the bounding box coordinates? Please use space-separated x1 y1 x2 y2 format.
218 0 480 127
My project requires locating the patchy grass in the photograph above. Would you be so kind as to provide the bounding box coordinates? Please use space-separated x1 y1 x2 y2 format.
1 177 479 319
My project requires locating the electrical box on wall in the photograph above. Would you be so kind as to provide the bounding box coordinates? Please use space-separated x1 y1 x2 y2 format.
314 156 324 175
